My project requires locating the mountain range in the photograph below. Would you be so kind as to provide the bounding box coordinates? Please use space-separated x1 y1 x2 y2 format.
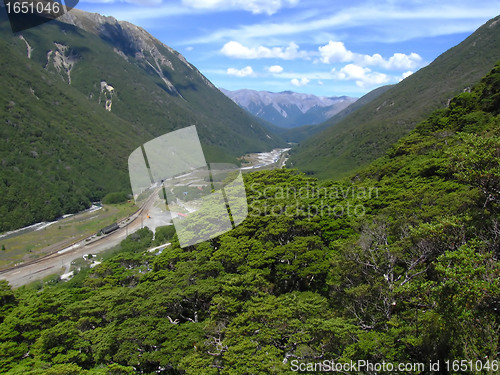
2 5 500 233
277 85 393 142
288 15 500 179
221 89 357 128
0 6 283 232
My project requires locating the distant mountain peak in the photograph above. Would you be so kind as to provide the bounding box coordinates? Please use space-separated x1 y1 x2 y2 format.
220 88 357 129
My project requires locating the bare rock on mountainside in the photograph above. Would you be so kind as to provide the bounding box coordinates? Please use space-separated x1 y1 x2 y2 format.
221 88 357 128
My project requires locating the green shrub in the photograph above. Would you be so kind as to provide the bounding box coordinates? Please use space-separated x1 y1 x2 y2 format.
102 191 129 204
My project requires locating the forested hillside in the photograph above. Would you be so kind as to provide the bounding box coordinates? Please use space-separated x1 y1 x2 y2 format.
0 62 499 374
0 7 282 233
288 15 500 179
279 85 392 143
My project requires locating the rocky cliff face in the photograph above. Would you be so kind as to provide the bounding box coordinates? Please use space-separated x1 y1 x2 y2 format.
59 9 208 97
47 42 79 84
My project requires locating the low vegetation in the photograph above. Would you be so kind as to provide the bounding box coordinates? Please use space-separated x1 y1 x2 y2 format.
102 192 130 205
0 203 137 269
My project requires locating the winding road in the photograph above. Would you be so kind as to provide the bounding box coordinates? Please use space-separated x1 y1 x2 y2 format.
0 189 160 288
0 148 290 288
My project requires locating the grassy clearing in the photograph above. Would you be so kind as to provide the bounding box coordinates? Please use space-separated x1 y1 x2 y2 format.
0 203 138 270
239 149 290 172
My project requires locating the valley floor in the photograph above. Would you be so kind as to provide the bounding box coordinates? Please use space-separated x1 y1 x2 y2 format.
0 148 291 287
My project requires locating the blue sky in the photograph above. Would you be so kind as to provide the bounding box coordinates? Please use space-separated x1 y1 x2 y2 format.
76 0 500 98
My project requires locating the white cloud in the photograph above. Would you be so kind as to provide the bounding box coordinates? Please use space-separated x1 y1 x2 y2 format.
361 52 423 70
128 0 163 4
226 66 254 77
318 41 354 63
360 53 385 67
87 3 198 24
276 71 339 81
185 1 497 46
291 77 310 87
334 64 389 88
385 53 423 70
400 71 414 81
268 65 284 73
319 41 423 71
83 0 164 6
182 0 298 15
221 41 309 60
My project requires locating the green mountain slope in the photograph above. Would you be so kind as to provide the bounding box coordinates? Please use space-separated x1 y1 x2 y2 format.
278 85 393 143
0 7 283 232
1 61 499 373
288 15 500 179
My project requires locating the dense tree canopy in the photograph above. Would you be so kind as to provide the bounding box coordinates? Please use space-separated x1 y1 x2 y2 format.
1 63 499 374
